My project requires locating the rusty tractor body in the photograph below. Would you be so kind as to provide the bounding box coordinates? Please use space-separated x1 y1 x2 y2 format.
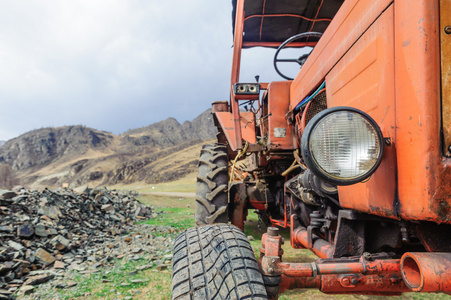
172 0 451 299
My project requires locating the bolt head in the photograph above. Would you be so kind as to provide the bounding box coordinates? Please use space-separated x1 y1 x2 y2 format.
445 26 451 34
267 227 279 236
341 278 350 286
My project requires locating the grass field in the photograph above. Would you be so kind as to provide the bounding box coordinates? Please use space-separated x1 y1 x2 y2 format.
135 191 448 300
111 172 198 195
39 177 450 300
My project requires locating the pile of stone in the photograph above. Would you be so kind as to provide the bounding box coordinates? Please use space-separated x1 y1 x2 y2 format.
0 187 153 298
21 223 175 299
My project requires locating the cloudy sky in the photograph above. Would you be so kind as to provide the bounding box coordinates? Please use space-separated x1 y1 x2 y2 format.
0 0 283 141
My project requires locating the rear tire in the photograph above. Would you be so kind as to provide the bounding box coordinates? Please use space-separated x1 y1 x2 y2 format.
171 224 268 300
195 144 229 225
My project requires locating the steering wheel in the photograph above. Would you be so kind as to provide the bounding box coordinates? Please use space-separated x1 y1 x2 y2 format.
273 32 323 80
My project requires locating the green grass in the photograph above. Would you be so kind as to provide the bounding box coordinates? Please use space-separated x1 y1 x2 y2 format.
138 193 194 208
141 207 195 232
242 211 451 300
29 196 196 300
23 191 451 300
244 210 317 262
33 251 173 300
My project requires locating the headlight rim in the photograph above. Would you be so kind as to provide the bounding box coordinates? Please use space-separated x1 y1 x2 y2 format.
300 106 384 186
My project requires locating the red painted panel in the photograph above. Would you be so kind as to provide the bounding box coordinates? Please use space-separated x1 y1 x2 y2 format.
326 5 397 219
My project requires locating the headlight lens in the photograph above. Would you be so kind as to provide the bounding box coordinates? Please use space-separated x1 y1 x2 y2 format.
301 107 384 185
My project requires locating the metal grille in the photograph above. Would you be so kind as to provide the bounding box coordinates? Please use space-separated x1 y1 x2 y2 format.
305 91 327 125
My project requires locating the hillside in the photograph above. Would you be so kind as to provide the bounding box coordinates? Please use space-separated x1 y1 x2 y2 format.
0 109 216 189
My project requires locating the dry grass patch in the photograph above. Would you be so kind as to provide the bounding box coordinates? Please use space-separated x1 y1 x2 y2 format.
112 172 197 197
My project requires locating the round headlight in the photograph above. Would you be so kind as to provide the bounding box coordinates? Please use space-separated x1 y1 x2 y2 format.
301 106 384 185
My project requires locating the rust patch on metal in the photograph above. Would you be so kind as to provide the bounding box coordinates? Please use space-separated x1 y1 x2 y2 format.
440 0 451 156
428 163 451 223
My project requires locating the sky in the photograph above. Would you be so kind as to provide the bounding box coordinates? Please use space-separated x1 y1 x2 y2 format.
0 0 286 142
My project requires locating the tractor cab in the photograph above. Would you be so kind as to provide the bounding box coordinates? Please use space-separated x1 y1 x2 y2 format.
220 0 344 154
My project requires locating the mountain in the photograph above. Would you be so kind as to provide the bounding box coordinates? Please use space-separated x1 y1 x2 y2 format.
0 109 216 189
0 126 114 171
0 141 5 147
121 111 216 151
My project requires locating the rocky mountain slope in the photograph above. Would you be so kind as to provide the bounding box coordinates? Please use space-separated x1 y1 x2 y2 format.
0 126 115 171
120 110 216 152
0 109 216 189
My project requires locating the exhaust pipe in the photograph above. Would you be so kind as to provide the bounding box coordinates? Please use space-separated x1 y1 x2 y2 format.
292 226 334 259
400 252 451 292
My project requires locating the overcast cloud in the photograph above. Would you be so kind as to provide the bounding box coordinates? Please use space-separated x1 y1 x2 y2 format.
0 1 285 141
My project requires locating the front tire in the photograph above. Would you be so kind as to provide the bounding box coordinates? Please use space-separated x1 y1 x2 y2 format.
195 144 229 225
171 224 268 300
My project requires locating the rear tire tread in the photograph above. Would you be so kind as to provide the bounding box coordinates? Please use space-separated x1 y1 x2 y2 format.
195 143 229 225
205 206 228 224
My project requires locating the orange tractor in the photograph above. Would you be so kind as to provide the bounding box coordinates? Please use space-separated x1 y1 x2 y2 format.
171 0 451 299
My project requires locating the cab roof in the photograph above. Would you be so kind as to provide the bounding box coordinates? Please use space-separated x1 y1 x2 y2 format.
232 0 344 47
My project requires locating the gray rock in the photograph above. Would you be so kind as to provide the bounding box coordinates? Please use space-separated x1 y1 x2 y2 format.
3 271 15 282
101 204 114 212
115 213 126 222
19 285 34 295
84 221 95 229
130 279 149 283
136 264 152 271
34 223 48 237
154 260 163 266
157 264 168 271
48 227 58 235
91 262 102 269
0 294 10 300
41 205 63 220
70 263 85 271
35 248 56 265
53 261 65 269
0 290 11 296
8 240 24 251
51 235 70 250
25 249 35 263
23 274 55 286
17 224 34 237
56 281 76 288
55 283 67 289
0 190 17 200
0 187 154 287
0 225 13 233
16 214 31 222
39 197 48 204
163 254 173 260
